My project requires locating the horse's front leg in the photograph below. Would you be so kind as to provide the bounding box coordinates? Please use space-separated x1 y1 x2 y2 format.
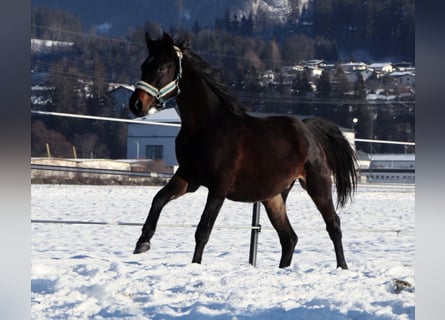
192 192 225 264
134 174 194 254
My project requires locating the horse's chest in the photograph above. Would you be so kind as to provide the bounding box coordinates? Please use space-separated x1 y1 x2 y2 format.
175 133 236 174
176 134 211 167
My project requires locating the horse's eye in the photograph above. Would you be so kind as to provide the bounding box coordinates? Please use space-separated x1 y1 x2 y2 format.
158 65 167 72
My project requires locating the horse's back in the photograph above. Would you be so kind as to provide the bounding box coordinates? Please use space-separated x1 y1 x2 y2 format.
242 114 310 158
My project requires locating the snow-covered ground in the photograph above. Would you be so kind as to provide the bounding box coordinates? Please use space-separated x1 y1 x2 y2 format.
31 183 415 319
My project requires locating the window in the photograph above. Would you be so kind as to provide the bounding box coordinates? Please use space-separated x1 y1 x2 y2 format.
145 145 163 160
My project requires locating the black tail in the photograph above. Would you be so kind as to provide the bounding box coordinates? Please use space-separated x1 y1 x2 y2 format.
303 117 357 207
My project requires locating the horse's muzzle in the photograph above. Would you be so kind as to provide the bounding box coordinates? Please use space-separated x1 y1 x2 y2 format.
131 98 144 115
129 90 154 117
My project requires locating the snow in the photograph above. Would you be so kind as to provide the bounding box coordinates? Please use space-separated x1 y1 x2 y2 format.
239 0 309 24
31 38 74 53
32 183 415 319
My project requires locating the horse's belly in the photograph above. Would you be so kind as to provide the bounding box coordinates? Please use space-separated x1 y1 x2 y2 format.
226 174 296 202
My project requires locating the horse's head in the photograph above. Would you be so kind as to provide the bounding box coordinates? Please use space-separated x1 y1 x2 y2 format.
129 32 183 117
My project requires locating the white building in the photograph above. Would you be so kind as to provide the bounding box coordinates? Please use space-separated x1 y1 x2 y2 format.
368 62 394 74
340 62 367 72
127 108 180 166
388 71 415 88
360 153 415 184
107 84 134 114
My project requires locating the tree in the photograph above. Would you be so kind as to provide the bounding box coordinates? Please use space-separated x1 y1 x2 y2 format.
92 53 106 99
261 39 281 71
330 65 350 99
353 73 367 99
312 0 335 37
31 7 82 41
230 14 240 33
316 70 331 98
287 0 301 29
47 59 87 136
31 120 73 158
314 37 338 61
192 20 201 34
292 71 312 97
240 14 254 36
281 34 314 64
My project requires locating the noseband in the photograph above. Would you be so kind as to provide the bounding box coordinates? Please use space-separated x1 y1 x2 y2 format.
135 46 183 107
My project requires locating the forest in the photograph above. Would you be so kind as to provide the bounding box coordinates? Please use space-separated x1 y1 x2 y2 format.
31 0 415 159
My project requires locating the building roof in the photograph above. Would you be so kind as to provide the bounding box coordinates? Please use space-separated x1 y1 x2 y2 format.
135 107 181 123
389 71 415 77
370 154 415 161
368 62 392 68
108 84 135 92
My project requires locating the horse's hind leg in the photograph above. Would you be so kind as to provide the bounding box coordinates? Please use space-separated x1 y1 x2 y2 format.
262 194 298 268
304 163 348 269
134 174 196 254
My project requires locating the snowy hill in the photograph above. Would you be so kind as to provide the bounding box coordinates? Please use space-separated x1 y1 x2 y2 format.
237 0 309 23
32 0 308 35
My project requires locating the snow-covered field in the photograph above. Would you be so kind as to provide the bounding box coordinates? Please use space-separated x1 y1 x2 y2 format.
31 183 415 319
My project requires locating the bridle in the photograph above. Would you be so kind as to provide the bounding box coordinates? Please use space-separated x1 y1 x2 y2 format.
135 46 183 107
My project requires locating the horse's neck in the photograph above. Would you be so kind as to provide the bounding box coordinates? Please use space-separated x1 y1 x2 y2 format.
176 72 228 132
176 97 223 133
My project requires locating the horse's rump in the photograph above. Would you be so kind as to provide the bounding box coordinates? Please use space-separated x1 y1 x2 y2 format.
303 117 357 207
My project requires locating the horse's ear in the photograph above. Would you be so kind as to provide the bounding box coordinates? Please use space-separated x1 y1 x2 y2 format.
161 32 174 46
145 32 153 49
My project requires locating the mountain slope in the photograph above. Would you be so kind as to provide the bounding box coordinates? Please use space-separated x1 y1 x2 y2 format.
31 0 305 36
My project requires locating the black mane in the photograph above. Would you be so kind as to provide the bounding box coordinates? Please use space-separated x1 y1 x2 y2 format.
174 35 247 117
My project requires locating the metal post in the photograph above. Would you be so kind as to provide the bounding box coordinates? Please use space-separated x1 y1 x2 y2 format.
45 143 51 158
249 201 261 267
135 141 140 159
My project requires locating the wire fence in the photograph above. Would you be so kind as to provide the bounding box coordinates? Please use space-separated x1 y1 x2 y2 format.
31 111 415 265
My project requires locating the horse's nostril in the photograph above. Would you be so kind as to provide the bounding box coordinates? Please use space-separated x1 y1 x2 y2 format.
134 99 142 113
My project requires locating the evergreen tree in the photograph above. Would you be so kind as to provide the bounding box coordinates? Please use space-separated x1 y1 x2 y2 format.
31 7 82 41
312 0 335 37
47 59 87 137
292 71 312 97
262 39 281 71
287 0 301 29
230 14 240 33
282 34 314 64
331 65 350 99
353 73 367 99
92 53 106 99
316 70 331 98
240 14 254 36
192 20 201 34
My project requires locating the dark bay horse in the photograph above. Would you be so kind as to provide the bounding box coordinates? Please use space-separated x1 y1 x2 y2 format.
129 32 357 269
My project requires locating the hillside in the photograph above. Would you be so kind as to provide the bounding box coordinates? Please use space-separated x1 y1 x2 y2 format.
31 0 414 63
31 0 415 159
31 0 305 36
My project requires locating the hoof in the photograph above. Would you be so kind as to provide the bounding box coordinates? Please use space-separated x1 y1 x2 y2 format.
338 263 348 270
133 242 150 254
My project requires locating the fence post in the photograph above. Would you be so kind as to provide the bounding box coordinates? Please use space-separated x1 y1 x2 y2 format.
249 201 261 267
